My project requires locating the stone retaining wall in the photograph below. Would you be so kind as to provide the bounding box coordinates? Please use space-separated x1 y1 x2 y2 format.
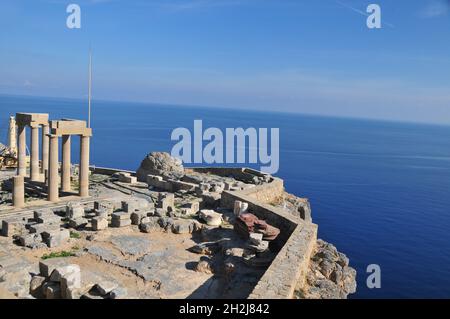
248 222 317 299
90 166 135 176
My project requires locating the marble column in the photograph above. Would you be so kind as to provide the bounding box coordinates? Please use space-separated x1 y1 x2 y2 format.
30 125 40 182
79 135 90 197
13 175 25 208
17 125 26 177
61 135 71 192
41 124 49 177
48 135 59 202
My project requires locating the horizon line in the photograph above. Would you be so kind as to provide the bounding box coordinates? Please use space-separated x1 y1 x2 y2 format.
1 92 450 129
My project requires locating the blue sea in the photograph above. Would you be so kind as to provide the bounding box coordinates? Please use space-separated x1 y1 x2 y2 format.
1 94 450 298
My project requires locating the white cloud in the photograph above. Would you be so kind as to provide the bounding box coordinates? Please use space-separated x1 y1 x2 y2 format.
420 1 449 18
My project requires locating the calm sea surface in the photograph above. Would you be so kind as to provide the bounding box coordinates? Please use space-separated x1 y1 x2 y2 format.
1 94 450 298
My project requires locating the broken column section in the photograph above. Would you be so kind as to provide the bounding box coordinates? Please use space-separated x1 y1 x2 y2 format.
12 175 25 208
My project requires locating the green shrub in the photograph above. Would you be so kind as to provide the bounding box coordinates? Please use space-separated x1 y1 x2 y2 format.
70 231 81 239
41 251 75 260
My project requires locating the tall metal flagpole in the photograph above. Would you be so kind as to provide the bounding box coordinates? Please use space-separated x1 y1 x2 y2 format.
88 49 92 128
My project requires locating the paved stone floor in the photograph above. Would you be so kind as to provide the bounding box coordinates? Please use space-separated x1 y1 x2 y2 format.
0 222 265 298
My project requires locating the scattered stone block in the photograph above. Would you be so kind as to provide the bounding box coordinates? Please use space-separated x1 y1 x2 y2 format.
121 199 149 213
188 201 200 214
29 222 60 234
18 233 41 247
91 217 108 231
112 211 131 220
249 232 264 245
39 258 70 277
140 217 162 233
154 208 166 217
131 210 147 225
211 183 224 193
60 266 82 299
43 281 61 299
45 235 61 248
95 281 118 295
199 210 223 226
194 186 204 196
109 287 127 299
234 200 242 216
240 202 249 215
191 220 204 232
60 229 70 241
41 229 58 241
180 201 200 216
195 260 213 274
33 209 53 220
122 200 139 213
180 208 192 216
84 212 97 219
25 221 39 230
50 264 81 283
68 218 88 229
171 220 192 234
30 275 46 296
148 174 163 182
66 203 84 219
202 192 221 207
94 200 115 215
37 215 61 224
111 218 131 228
157 217 174 230
157 193 175 211
95 207 110 218
82 290 105 299
249 240 269 253
42 229 70 248
0 268 32 298
1 219 25 237
119 173 137 184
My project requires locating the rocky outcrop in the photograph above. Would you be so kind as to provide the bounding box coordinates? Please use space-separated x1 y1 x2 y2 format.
273 192 312 222
136 152 184 182
296 239 356 299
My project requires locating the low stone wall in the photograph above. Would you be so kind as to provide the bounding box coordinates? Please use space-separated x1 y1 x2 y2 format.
248 222 317 299
186 167 273 184
90 166 135 176
235 177 284 204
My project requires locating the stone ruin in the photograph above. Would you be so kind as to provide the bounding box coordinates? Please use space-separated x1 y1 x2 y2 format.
0 148 356 299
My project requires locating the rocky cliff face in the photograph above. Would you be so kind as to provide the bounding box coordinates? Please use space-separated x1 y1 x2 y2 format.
296 239 357 299
275 192 357 299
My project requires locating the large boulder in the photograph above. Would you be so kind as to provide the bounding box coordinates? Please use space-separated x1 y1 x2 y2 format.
136 152 184 181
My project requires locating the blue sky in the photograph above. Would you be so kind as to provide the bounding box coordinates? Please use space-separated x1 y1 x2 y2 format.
1 0 449 124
